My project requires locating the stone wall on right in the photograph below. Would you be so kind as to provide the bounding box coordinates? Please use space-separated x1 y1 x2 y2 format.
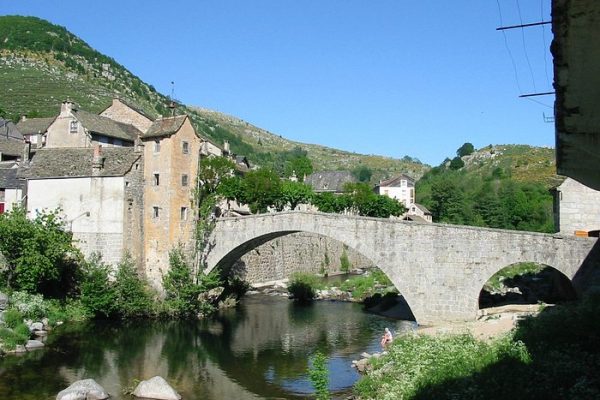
554 177 600 235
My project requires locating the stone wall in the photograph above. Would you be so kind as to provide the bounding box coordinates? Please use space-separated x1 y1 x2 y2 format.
123 152 145 273
100 99 153 133
233 233 374 283
73 232 124 265
555 177 600 234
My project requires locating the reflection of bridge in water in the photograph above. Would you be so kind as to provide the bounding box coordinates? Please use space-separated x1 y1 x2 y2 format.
207 211 599 324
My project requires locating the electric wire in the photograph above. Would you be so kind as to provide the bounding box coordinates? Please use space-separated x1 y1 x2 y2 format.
516 0 537 91
496 0 524 94
540 0 552 88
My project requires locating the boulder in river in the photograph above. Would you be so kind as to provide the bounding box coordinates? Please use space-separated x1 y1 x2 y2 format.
0 292 8 310
56 378 109 400
132 376 181 400
25 340 45 350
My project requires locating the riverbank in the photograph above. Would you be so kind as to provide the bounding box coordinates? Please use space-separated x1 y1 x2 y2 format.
354 292 600 400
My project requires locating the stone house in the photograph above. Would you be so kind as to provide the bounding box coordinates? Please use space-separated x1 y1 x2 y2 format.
552 177 600 236
305 171 356 194
140 114 222 288
16 116 55 149
24 146 144 265
13 99 225 289
0 161 23 214
404 203 433 223
374 174 415 207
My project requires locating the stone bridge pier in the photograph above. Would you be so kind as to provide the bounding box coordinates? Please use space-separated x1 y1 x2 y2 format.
205 211 598 325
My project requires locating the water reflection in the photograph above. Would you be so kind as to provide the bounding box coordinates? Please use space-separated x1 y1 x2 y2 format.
0 295 413 400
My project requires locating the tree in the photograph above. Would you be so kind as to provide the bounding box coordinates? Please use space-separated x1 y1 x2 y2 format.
197 156 236 202
430 178 466 224
278 180 314 210
456 142 475 157
449 156 465 170
284 156 313 182
240 168 282 213
0 207 81 296
352 165 373 183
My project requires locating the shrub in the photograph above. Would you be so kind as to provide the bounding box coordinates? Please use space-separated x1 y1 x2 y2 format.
46 298 90 325
113 255 153 318
10 291 48 319
309 351 330 400
287 272 320 303
340 248 351 273
163 248 222 317
80 254 116 318
2 308 24 329
0 324 29 350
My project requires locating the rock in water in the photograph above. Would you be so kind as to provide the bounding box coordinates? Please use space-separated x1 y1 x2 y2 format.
56 379 109 400
0 292 8 310
133 376 181 400
25 340 45 350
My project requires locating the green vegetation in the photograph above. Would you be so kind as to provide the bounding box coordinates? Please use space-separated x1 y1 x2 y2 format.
309 351 330 400
417 145 556 233
340 247 351 273
0 207 81 297
287 272 321 303
484 262 545 293
339 269 394 301
355 292 600 399
162 248 222 317
456 142 475 157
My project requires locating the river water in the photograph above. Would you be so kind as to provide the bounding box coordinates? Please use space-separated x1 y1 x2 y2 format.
0 294 415 400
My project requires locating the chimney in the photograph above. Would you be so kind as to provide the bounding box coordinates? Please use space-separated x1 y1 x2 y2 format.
61 100 74 115
22 141 31 163
223 140 230 154
92 144 104 175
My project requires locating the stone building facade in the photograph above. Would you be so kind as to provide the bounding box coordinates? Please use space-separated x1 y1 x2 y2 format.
553 177 600 235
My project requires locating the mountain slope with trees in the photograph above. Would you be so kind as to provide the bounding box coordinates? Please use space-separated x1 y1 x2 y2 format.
0 15 427 181
416 144 562 233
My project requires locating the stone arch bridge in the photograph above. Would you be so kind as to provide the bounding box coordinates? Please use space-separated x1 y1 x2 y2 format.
205 211 598 324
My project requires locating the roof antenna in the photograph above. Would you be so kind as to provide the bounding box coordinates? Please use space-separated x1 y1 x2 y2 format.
168 81 178 116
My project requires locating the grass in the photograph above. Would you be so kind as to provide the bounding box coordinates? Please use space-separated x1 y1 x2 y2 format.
339 269 395 301
354 290 600 400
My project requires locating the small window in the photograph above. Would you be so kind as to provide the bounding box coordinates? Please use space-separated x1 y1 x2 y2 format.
181 174 188 186
153 206 159 218
125 181 130 188
154 140 161 153
153 173 160 186
401 180 407 187
69 120 78 133
182 141 189 154
135 163 139 170
180 207 188 221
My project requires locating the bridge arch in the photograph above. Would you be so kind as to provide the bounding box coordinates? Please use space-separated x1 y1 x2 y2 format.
205 222 422 322
477 262 577 309
206 211 597 324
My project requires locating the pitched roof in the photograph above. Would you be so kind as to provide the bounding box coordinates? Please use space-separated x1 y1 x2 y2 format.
101 98 156 122
404 214 429 223
1 119 24 140
0 136 24 157
305 171 356 192
25 147 141 179
16 117 56 135
143 115 188 139
0 162 22 189
74 110 140 142
413 203 431 214
378 174 415 187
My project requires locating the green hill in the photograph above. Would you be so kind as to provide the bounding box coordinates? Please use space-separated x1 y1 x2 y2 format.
416 144 562 233
0 15 427 181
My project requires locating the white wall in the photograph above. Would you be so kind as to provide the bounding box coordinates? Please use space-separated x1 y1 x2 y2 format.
2 188 22 212
27 176 126 264
378 182 414 207
558 177 600 234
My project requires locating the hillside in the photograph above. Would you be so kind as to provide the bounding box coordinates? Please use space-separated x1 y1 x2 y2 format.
416 144 562 233
0 15 427 181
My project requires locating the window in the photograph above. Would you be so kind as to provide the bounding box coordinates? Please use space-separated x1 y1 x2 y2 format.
180 206 188 221
69 120 78 133
154 140 161 153
400 180 407 187
181 174 188 186
153 206 159 218
153 173 160 186
182 141 189 154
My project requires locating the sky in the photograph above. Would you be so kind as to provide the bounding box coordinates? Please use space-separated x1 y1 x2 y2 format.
1 1 555 165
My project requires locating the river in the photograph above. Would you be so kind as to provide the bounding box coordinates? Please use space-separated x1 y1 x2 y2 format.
0 294 415 399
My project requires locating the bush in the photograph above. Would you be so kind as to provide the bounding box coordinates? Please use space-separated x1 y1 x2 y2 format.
162 248 222 317
80 254 116 318
340 248 351 273
113 255 153 318
287 272 320 303
0 324 29 350
2 308 24 329
10 291 48 319
340 268 394 301
46 298 90 325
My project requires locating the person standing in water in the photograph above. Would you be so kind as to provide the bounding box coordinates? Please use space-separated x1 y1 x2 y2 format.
380 327 393 349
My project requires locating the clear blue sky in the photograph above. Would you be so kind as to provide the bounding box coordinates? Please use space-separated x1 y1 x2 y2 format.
1 1 555 165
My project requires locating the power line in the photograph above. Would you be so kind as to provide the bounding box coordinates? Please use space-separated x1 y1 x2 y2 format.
516 0 537 92
496 0 523 94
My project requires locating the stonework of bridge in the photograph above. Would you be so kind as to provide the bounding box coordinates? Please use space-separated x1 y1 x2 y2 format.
206 211 599 324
